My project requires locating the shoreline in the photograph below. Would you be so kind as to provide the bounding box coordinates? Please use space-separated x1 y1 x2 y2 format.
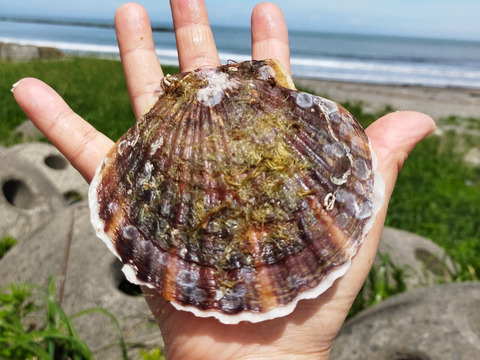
0 17 173 33
293 77 480 121
1 40 478 121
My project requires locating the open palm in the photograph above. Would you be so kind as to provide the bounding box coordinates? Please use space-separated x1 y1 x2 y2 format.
13 1 435 359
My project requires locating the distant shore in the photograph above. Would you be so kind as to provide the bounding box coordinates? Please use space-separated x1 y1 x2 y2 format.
294 77 480 121
0 16 173 33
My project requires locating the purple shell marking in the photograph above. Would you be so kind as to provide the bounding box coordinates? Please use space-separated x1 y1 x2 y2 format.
89 59 384 324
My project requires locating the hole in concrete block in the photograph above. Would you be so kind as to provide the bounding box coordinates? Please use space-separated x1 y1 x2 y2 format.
44 154 68 170
386 350 431 360
111 260 142 296
414 248 445 276
63 191 83 205
118 277 143 296
2 179 36 209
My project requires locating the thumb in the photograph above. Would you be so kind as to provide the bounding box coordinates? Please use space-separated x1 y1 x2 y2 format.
366 110 436 199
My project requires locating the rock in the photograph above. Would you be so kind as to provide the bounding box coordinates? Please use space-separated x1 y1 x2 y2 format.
0 153 66 240
0 201 162 359
4 142 89 203
376 227 455 289
0 42 39 61
37 46 65 59
0 42 64 61
464 147 480 167
330 282 480 360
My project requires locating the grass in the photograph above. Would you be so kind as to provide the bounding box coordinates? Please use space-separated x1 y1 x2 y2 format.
0 236 17 260
349 254 407 319
0 277 166 359
1 56 479 349
140 348 167 360
384 130 480 280
1 278 95 359
0 57 178 145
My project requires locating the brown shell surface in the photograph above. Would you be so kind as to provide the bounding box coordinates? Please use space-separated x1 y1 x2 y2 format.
90 59 378 323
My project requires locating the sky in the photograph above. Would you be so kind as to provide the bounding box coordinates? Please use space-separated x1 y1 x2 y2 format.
1 0 480 41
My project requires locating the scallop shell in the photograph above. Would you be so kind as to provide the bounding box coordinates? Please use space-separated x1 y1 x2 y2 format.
89 59 384 324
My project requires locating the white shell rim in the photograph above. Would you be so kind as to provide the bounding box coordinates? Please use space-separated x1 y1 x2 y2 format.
89 158 123 262
169 259 352 324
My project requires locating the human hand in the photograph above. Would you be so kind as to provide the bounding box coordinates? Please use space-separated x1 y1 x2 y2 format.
12 1 435 359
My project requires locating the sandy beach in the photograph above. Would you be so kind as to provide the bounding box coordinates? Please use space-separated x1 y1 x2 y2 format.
294 77 480 121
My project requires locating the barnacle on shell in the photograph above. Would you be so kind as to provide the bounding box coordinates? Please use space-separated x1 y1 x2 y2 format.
89 59 384 324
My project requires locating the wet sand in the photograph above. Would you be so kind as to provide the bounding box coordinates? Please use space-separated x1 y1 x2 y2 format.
293 77 480 121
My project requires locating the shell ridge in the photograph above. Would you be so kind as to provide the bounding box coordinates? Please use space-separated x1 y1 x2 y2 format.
146 100 196 255
285 131 334 184
177 109 199 232
281 129 342 213
198 104 216 208
204 103 229 207
188 102 206 234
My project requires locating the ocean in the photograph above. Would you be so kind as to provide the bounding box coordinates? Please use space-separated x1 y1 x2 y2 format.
1 17 480 89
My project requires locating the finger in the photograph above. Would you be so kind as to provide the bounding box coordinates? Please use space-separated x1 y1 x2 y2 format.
170 0 220 71
12 78 114 183
115 3 164 119
366 110 436 198
251 2 291 74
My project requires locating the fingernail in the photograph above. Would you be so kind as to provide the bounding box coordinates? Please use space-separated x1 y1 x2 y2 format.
11 80 22 94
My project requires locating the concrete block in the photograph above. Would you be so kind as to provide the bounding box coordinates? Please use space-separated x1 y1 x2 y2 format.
14 119 46 142
464 147 480 167
331 282 480 360
0 42 39 61
0 154 65 240
5 142 89 203
376 227 455 289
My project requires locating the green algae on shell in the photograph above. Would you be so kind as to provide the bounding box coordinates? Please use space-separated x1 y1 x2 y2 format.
89 59 385 324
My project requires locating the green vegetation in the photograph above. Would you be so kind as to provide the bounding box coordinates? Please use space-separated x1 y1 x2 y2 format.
0 278 166 359
139 348 167 360
1 279 95 359
384 130 480 280
0 57 178 145
349 254 407 318
0 236 17 260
